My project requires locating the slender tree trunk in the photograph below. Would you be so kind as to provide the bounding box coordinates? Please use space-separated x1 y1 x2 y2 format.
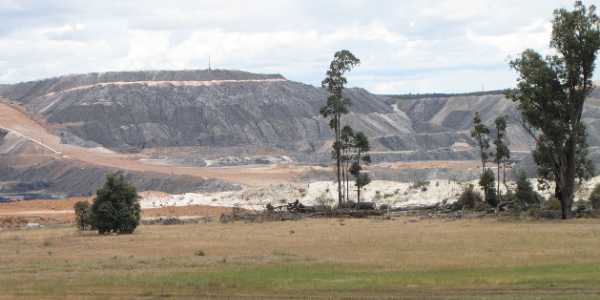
337 155 342 203
497 161 501 200
345 159 349 202
481 157 488 201
502 159 507 186
356 149 361 202
480 148 486 172
335 116 342 204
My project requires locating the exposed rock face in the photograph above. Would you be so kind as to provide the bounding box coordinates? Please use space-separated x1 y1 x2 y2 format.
0 156 242 199
2 70 600 197
0 69 284 104
0 69 525 163
2 69 600 168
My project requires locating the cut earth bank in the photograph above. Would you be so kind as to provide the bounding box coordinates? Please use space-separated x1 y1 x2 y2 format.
5 175 600 225
138 176 600 211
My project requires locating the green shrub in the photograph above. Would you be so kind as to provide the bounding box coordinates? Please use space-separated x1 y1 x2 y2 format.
474 201 492 212
527 203 542 216
90 174 141 234
266 203 275 211
478 170 498 207
315 193 334 208
589 184 600 210
515 171 541 204
411 181 430 190
73 201 92 230
457 186 481 209
546 196 562 211
574 199 590 208
503 190 517 203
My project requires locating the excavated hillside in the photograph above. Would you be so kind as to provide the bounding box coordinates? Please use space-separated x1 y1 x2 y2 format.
1 70 600 199
0 69 534 165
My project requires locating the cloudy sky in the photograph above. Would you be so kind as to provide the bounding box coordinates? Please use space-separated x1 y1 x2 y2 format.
0 0 596 94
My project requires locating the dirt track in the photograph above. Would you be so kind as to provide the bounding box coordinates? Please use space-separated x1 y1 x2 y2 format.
0 99 304 186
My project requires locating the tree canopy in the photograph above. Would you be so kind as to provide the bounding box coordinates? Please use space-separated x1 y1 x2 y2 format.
349 131 371 202
492 115 510 198
471 112 490 171
320 50 360 204
90 173 141 234
506 1 599 219
73 201 91 231
515 171 541 205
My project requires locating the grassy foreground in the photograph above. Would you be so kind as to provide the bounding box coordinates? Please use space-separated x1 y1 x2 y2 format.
1 217 600 299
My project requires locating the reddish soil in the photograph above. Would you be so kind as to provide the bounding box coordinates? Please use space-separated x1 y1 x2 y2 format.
0 197 237 228
0 99 304 186
389 160 481 170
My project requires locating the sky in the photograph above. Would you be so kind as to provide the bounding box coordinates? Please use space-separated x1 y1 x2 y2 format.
0 0 597 95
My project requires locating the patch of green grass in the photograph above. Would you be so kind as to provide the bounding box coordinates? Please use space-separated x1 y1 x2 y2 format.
171 263 600 295
2 261 599 299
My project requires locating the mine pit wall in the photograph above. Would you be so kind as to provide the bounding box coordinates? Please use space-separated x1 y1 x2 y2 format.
0 156 241 200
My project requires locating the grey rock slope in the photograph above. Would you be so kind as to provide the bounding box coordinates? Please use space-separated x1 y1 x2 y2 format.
0 70 392 151
0 69 284 104
2 69 599 167
0 156 241 199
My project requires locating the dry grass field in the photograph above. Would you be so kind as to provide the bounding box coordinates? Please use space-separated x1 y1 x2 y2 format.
1 216 600 299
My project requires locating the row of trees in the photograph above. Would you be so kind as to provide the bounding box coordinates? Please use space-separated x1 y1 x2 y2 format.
458 170 542 211
465 1 600 219
322 1 598 215
471 113 511 207
320 50 372 204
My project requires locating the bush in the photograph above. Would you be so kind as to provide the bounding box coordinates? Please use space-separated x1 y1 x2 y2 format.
315 193 334 208
90 174 141 234
527 203 542 216
546 196 562 211
504 190 524 215
503 190 517 203
266 203 275 211
411 181 430 190
515 171 541 205
73 201 91 230
457 185 481 209
478 170 498 207
589 184 600 210
474 201 492 212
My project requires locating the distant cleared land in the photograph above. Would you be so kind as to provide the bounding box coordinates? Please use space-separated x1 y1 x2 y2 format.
384 89 507 100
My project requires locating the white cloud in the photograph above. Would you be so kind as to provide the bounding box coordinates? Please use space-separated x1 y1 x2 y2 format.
0 68 15 80
0 0 23 11
0 0 592 94
117 30 171 70
466 19 553 58
419 0 492 22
